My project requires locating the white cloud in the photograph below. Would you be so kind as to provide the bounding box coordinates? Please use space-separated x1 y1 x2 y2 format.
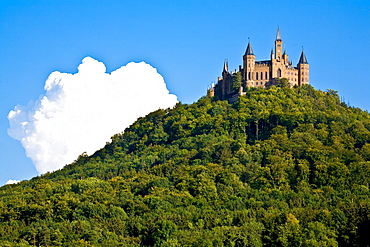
6 179 20 185
8 57 178 174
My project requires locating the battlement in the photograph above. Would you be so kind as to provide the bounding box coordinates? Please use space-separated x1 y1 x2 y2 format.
255 63 270 67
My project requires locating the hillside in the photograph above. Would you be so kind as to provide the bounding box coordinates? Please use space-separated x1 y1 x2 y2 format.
1 84 370 246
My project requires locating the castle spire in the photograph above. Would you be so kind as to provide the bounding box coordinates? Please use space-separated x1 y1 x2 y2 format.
223 59 229 73
298 48 308 64
276 26 282 41
245 39 254 55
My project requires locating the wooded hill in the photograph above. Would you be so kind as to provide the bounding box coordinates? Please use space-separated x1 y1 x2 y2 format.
1 84 370 246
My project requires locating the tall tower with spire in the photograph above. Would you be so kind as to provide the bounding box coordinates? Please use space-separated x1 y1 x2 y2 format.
275 27 283 60
271 27 286 79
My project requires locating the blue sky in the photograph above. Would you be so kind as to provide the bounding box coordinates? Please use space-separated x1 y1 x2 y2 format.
0 0 369 185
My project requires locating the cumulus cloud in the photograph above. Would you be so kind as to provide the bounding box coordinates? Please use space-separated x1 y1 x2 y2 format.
8 57 177 174
6 179 20 185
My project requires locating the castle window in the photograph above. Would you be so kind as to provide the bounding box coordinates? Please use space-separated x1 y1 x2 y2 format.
256 72 258 80
277 69 281 77
261 72 263 80
265 72 268 80
248 72 251 80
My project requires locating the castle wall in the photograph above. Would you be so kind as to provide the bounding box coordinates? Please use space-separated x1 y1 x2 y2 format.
298 64 309 86
247 64 270 87
282 67 299 86
245 61 302 88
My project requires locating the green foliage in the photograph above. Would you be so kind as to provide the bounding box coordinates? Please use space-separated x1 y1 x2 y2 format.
276 78 290 88
1 85 370 246
231 72 242 92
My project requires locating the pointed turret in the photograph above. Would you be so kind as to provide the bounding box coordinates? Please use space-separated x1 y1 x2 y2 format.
282 49 289 64
270 48 274 60
298 50 308 64
276 27 282 41
220 60 230 100
223 60 229 73
245 41 254 55
243 39 256 84
297 48 309 86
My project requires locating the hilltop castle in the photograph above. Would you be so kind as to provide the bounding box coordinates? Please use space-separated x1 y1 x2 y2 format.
210 28 309 102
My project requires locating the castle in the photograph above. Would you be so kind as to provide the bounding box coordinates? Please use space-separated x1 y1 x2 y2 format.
210 28 309 102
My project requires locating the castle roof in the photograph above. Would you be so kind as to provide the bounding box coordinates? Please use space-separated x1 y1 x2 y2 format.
255 60 271 65
223 60 229 73
298 50 308 64
245 41 254 56
276 27 282 41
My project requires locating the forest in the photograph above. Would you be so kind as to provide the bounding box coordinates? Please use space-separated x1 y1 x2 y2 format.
1 84 370 246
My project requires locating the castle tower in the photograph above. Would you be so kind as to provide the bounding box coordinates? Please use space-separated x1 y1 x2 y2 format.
275 27 283 61
271 28 285 80
221 60 230 100
297 49 309 86
243 40 256 87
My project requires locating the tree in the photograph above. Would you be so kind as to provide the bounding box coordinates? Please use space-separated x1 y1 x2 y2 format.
276 78 290 88
231 72 242 92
